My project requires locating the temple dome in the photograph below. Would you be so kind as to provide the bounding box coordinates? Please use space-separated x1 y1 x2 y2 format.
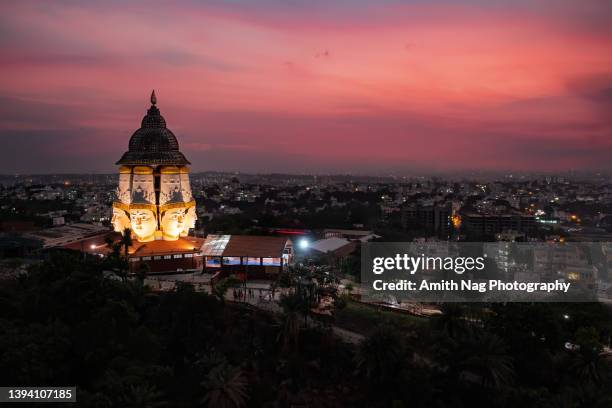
116 91 190 166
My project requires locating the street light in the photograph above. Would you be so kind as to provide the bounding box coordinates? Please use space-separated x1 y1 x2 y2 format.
298 238 309 250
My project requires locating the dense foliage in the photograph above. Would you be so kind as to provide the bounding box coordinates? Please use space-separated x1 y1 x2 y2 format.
1 253 611 407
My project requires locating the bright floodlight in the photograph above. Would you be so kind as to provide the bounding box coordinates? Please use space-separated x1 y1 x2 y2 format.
299 238 309 249
90 244 96 249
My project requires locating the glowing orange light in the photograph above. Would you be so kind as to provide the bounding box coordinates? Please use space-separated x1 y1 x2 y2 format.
451 214 462 229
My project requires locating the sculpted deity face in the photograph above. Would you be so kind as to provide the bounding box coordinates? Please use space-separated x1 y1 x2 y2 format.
129 209 157 242
180 206 197 237
111 207 131 233
161 208 187 240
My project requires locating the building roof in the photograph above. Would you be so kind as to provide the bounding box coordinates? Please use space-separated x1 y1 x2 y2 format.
201 234 290 258
324 228 373 237
356 233 381 242
309 237 352 253
129 236 205 257
63 231 119 254
116 91 190 166
24 223 109 248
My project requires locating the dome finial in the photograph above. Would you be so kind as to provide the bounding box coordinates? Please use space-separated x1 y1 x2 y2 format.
150 89 157 105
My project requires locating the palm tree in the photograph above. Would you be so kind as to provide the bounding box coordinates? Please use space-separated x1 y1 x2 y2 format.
454 330 514 389
104 235 121 266
356 325 406 385
212 277 241 303
135 262 150 282
278 292 305 352
121 227 133 260
196 349 228 373
569 349 605 386
118 228 133 281
104 235 114 250
201 364 249 408
568 326 605 386
433 303 467 339
120 384 167 408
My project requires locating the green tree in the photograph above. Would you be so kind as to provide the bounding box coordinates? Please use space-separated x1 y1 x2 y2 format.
120 384 167 408
121 227 133 260
136 262 150 282
118 227 133 281
452 330 514 389
212 277 241 303
356 325 407 387
278 293 306 352
432 303 467 339
569 327 605 386
201 364 249 408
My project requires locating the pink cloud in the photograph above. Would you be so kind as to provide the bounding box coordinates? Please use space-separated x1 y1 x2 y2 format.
0 1 611 173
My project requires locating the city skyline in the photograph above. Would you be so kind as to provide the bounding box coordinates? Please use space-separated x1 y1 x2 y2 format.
1 0 612 174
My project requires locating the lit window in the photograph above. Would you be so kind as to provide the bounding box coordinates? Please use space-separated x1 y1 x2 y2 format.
223 256 241 265
246 257 260 265
262 257 281 266
206 257 221 267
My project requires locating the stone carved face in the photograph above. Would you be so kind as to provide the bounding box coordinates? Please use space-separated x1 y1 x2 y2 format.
111 207 131 233
180 206 197 236
161 208 187 241
129 209 157 242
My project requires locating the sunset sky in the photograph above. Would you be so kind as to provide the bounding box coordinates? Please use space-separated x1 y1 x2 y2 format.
1 0 611 174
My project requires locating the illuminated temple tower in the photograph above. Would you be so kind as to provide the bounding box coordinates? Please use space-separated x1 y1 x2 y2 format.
112 91 196 242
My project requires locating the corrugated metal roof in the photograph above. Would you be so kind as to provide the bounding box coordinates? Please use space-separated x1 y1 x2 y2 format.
309 237 351 253
201 234 290 257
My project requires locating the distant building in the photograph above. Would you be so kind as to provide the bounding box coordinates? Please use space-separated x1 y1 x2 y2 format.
533 245 596 287
323 229 379 242
462 212 536 237
401 202 452 237
267 227 311 237
597 215 612 232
